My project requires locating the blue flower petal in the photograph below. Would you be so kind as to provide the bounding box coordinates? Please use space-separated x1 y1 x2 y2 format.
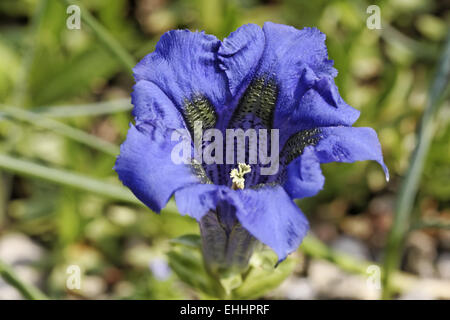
133 29 229 118
230 22 360 145
114 124 200 213
283 146 325 199
175 182 309 261
260 22 337 80
257 22 337 122
315 126 389 180
218 23 265 97
175 184 237 221
236 185 309 261
280 77 360 146
292 78 360 129
131 80 185 130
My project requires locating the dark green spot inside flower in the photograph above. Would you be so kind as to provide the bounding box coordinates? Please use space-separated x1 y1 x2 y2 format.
229 76 277 129
281 128 321 165
190 160 213 184
183 94 217 137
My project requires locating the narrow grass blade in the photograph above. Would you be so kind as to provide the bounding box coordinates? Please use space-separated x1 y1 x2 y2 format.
1 105 119 156
382 31 450 298
12 0 48 107
35 99 132 118
0 154 138 204
0 99 132 120
0 260 48 300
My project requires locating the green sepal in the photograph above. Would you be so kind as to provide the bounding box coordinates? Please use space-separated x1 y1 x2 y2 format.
219 272 242 296
232 248 297 299
167 234 297 299
167 234 224 298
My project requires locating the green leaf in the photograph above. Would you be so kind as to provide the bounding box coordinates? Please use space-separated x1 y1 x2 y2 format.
30 45 119 106
219 272 242 296
168 234 297 299
167 234 223 298
169 234 202 248
232 249 297 299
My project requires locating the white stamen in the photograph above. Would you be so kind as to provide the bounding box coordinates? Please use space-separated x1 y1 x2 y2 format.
230 163 251 190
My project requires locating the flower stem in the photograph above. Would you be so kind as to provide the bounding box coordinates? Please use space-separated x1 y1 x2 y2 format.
0 260 48 300
382 31 450 299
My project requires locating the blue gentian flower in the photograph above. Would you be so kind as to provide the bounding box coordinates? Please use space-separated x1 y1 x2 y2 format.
115 23 388 269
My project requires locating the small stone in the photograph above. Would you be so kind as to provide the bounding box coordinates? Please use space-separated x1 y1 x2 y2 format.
398 286 434 300
313 223 338 243
78 276 107 299
308 260 380 299
0 233 45 264
340 215 373 240
437 253 450 280
272 276 317 300
331 236 371 261
405 231 437 277
438 230 450 250
0 233 46 300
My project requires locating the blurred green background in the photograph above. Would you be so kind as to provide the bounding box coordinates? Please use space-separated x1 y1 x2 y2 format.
0 0 449 299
